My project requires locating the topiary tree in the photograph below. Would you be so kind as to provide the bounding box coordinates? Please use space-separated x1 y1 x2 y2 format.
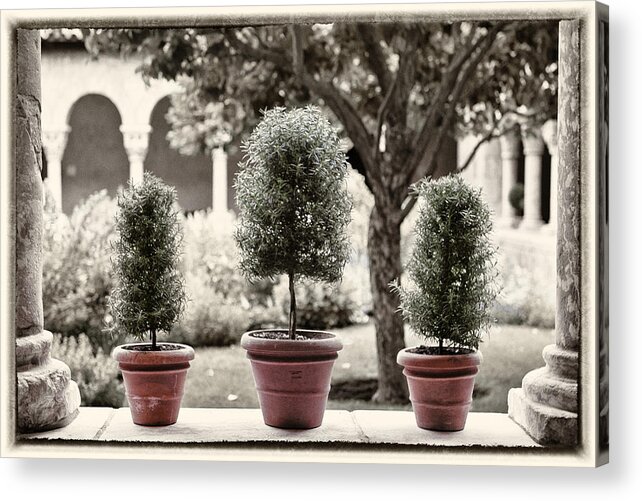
109 172 186 350
234 106 352 340
394 175 499 353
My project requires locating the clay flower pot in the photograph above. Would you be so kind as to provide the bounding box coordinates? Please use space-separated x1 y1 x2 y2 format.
397 347 482 431
113 343 195 426
241 329 342 429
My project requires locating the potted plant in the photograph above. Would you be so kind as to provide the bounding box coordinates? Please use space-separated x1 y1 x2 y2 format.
110 172 192 426
235 106 352 429
394 175 499 431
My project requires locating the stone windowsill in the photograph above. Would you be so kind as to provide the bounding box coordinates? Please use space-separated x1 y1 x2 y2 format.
20 407 541 448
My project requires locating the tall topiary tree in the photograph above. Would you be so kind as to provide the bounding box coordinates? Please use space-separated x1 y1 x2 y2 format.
235 106 352 340
395 175 499 353
109 172 186 350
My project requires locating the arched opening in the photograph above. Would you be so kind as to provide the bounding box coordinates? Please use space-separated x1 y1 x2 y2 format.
62 94 129 214
145 96 212 213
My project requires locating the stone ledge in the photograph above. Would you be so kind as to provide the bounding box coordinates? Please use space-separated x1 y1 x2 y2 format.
20 407 541 448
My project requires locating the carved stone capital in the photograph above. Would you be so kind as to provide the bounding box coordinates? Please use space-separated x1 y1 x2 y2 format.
520 127 545 156
541 119 559 153
120 124 151 163
42 126 70 161
499 127 521 160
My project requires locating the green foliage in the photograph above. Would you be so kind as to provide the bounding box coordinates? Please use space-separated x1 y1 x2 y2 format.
109 173 186 346
272 276 367 331
42 189 123 353
492 252 555 328
394 175 499 351
508 183 525 216
234 106 352 338
51 333 124 407
235 106 352 283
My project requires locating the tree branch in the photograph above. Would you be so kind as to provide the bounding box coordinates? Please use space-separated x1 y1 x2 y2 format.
227 30 288 67
288 25 382 199
406 22 508 185
357 24 393 93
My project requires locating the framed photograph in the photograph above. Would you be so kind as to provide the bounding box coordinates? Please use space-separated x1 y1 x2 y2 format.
0 0 609 467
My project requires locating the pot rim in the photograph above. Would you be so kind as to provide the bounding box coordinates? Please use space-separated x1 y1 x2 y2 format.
241 329 343 355
112 342 195 364
397 345 482 368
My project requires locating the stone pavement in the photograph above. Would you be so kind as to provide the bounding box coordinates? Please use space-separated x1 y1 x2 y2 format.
20 408 540 448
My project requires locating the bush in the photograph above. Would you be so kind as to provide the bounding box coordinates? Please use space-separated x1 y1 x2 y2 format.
171 272 249 347
109 173 186 347
235 106 352 338
395 175 499 352
51 333 124 407
43 189 120 353
508 183 525 216
271 275 367 331
492 254 555 328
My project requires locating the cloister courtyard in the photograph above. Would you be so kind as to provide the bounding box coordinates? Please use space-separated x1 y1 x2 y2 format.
2 3 608 469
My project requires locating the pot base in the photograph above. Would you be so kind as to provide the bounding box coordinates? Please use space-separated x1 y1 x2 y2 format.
241 330 342 430
113 343 194 426
398 347 482 432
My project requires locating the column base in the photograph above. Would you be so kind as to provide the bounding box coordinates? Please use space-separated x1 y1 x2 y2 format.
518 218 545 231
498 216 520 229
17 334 81 433
541 223 557 234
508 344 579 446
508 388 578 446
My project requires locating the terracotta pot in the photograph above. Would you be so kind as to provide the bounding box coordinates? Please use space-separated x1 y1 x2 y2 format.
112 343 195 426
397 347 482 431
241 329 342 429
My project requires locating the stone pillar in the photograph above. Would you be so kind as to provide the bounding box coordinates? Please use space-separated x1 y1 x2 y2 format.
212 147 228 214
508 20 581 446
541 119 559 233
498 127 521 228
15 29 80 433
42 126 69 210
519 126 545 231
120 124 151 184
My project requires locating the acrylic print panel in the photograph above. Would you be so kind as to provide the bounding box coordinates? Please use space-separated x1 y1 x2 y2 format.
0 1 608 467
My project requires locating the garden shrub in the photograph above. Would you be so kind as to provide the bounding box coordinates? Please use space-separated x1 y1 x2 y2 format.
42 189 121 353
394 175 500 351
492 253 555 328
171 271 250 347
234 106 352 338
51 333 124 407
271 274 367 331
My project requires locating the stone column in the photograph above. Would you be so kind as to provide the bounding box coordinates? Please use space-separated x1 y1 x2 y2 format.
498 127 521 228
508 20 581 446
42 126 69 210
120 124 151 184
15 29 80 433
212 147 228 214
541 119 559 233
519 126 545 231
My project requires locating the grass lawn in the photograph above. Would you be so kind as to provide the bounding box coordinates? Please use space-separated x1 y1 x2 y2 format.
181 321 554 413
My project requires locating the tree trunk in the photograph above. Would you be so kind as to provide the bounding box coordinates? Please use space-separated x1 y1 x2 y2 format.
368 203 409 404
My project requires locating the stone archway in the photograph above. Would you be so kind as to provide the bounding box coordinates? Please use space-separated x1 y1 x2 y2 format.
61 94 129 214
145 96 212 213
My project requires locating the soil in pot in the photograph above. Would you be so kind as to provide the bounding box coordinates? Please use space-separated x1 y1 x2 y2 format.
241 329 342 429
113 342 195 426
397 346 482 431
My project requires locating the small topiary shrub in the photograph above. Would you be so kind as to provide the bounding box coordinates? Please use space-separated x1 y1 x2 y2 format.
109 172 187 348
394 175 500 353
51 333 124 407
234 106 352 338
